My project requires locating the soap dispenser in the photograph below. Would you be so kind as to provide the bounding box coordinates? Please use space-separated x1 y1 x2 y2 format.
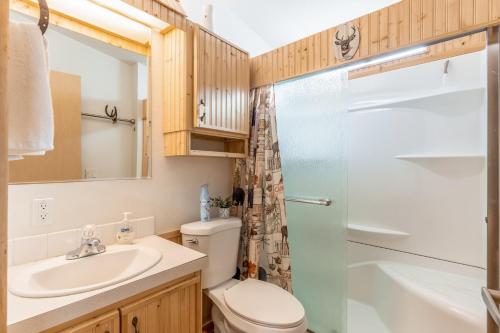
116 212 135 244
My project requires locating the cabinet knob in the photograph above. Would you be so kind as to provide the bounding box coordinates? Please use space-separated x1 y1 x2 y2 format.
132 316 140 333
199 99 206 123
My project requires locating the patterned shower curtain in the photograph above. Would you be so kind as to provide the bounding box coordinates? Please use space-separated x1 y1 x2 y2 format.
233 85 292 292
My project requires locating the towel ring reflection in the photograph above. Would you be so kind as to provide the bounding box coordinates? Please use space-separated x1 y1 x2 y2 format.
38 0 49 35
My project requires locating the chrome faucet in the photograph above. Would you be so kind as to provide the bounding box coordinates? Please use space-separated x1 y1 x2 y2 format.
66 225 106 260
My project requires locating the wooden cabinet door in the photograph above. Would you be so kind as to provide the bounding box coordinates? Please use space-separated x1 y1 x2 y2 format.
58 311 119 333
120 276 201 333
193 25 250 135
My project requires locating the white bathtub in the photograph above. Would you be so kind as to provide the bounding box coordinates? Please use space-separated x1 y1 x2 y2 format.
348 261 485 333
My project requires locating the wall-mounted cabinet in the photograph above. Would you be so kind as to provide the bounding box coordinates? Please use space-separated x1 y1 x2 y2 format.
163 23 249 158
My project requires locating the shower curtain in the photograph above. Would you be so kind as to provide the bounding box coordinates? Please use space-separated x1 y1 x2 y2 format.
233 85 292 292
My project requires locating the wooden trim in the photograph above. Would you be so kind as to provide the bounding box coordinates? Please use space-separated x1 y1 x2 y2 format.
10 0 150 56
0 2 8 333
250 0 500 88
159 229 182 244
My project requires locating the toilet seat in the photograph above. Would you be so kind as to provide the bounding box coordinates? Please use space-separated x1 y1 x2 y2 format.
208 279 308 333
224 279 305 329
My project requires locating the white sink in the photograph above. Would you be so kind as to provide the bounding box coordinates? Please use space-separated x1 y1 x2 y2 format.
9 244 162 298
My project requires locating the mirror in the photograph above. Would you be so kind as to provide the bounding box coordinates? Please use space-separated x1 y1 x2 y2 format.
8 10 151 184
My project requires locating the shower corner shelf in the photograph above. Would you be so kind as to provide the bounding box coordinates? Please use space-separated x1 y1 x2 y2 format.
348 86 485 112
348 224 410 239
394 154 485 160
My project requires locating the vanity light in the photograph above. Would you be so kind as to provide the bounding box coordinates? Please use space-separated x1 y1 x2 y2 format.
90 0 170 31
345 46 429 72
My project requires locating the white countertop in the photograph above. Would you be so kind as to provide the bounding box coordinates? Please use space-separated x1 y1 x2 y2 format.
7 236 208 333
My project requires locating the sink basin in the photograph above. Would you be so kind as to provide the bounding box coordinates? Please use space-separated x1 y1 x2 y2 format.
9 244 162 298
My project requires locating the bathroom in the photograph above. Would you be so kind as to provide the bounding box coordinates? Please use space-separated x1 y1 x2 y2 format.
0 0 499 332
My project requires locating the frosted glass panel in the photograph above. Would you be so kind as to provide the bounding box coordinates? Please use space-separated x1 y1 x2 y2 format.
275 70 348 333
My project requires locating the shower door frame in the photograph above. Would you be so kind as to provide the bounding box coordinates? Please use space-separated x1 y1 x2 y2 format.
486 25 500 333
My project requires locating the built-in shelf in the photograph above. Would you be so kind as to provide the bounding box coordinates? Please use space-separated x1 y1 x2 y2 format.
395 154 485 160
348 87 485 112
189 150 246 159
348 224 410 239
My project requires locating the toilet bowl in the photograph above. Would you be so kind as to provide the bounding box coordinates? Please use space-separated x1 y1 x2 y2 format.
208 279 307 333
180 218 307 333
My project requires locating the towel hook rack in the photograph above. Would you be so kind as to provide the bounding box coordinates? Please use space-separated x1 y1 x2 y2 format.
38 0 49 35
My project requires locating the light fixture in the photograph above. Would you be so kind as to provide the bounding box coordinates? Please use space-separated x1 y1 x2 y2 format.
345 46 429 72
90 0 170 30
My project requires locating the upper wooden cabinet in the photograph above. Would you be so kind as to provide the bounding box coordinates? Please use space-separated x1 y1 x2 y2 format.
193 25 249 135
163 23 250 158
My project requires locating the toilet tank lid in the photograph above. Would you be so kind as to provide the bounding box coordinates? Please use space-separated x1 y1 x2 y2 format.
181 218 242 236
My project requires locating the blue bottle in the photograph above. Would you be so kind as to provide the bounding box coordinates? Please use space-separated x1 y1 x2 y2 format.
200 184 210 222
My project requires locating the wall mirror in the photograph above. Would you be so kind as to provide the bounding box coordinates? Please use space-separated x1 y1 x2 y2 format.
8 8 152 184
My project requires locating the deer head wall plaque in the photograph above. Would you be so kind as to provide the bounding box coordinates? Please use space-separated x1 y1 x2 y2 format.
334 23 360 61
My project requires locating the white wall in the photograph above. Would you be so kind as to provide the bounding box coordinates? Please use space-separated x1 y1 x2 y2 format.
8 31 233 239
180 0 271 56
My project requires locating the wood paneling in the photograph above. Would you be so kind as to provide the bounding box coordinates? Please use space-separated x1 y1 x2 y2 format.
121 0 187 30
0 2 8 333
9 71 82 183
250 0 500 88
58 311 119 333
120 275 201 333
193 26 249 135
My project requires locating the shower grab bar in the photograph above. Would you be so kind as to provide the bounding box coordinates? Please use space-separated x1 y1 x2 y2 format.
482 287 500 326
284 197 332 206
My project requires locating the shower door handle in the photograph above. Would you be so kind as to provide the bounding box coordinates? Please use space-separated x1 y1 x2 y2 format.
284 197 332 206
482 287 500 326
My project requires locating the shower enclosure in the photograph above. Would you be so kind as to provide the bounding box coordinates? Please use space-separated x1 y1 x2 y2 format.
275 31 494 333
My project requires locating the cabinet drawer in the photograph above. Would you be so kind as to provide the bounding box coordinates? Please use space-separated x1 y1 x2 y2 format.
58 311 119 333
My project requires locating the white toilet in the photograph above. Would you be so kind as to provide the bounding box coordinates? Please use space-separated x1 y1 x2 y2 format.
181 218 307 333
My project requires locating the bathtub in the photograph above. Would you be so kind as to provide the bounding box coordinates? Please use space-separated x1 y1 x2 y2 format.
347 261 485 333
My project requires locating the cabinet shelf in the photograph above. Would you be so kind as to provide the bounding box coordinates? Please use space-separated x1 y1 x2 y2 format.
348 87 485 112
189 150 246 159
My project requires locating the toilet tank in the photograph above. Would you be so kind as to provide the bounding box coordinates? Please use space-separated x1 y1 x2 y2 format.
181 218 242 289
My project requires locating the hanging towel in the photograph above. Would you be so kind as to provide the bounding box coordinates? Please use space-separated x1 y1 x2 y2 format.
7 21 54 159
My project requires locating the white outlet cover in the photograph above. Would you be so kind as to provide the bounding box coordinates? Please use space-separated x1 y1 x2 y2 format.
32 198 54 226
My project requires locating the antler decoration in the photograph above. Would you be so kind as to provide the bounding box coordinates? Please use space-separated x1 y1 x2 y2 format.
105 105 118 124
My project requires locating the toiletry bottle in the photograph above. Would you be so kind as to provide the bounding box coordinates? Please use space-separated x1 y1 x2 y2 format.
116 212 135 244
200 184 210 222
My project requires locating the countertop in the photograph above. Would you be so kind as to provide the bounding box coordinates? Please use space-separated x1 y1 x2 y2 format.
7 235 208 333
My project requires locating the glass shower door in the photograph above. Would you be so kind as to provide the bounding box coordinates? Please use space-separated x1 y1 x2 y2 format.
275 70 348 333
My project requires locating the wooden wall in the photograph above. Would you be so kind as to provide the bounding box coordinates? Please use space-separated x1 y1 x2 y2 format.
122 0 188 31
0 2 7 332
250 0 500 88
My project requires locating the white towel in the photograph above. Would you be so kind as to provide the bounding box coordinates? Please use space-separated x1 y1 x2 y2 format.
7 21 54 159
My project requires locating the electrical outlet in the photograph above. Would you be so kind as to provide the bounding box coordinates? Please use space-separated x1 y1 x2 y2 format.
32 198 54 226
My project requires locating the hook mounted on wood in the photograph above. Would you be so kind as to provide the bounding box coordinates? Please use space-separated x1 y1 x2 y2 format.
37 0 49 35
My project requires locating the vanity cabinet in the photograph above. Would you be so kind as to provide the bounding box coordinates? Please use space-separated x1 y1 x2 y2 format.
58 311 120 333
163 23 249 158
120 275 200 333
50 272 202 333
